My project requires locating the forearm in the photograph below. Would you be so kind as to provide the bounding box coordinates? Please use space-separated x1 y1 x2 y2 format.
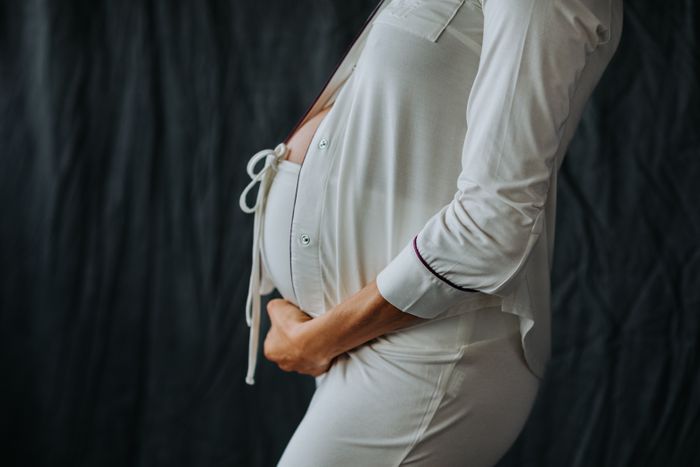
299 278 428 362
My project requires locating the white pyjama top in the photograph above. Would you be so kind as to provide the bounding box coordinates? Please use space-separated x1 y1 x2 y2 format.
239 0 624 385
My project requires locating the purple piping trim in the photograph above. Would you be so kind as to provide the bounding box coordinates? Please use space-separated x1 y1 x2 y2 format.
412 235 479 293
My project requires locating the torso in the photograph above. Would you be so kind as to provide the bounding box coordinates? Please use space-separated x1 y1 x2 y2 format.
284 105 333 165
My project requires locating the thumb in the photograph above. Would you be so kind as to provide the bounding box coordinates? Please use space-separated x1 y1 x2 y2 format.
265 298 283 323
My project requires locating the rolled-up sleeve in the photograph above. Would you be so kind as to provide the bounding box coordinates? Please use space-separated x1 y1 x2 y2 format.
376 0 618 319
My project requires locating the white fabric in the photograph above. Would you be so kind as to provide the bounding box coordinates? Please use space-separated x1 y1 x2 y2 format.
277 307 537 466
239 0 623 386
238 142 290 385
261 160 301 305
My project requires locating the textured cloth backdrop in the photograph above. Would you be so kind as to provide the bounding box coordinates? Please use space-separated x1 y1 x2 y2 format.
0 1 698 466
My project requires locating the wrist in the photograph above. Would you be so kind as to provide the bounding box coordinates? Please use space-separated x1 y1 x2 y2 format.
295 316 338 367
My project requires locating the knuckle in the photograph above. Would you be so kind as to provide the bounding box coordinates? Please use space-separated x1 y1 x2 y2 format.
262 343 273 361
267 298 283 310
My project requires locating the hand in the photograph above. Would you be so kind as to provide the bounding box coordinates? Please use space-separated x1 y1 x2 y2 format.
263 298 335 377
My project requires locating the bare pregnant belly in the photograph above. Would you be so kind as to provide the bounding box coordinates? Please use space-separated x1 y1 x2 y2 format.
260 106 333 303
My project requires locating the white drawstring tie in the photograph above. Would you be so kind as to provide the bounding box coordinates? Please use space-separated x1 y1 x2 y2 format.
238 141 289 385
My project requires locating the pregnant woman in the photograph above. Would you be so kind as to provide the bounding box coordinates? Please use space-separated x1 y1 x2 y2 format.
238 0 623 465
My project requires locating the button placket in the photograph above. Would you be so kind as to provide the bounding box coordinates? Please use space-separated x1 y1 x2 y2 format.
289 128 333 316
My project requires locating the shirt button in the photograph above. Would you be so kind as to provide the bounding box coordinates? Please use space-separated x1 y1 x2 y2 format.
318 138 329 150
299 233 311 246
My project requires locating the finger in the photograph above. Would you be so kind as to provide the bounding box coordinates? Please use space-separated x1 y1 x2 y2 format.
265 299 284 323
263 329 280 363
268 300 300 327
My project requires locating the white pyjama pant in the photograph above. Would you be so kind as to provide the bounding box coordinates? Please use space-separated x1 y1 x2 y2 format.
275 306 540 467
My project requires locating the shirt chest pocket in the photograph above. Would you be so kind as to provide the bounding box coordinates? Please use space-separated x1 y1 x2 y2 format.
373 0 466 42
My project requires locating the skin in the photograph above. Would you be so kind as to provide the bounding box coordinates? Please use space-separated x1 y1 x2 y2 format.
264 106 428 377
264 279 427 377
283 105 333 165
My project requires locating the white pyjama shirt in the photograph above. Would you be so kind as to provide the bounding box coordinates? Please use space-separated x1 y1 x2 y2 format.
239 0 624 391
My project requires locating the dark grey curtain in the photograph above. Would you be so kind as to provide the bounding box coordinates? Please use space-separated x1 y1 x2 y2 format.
1 1 698 466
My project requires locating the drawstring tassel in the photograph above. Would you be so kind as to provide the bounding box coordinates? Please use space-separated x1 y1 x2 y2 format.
238 142 289 385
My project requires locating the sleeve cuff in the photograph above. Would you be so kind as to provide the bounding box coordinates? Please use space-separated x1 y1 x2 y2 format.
375 235 481 319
